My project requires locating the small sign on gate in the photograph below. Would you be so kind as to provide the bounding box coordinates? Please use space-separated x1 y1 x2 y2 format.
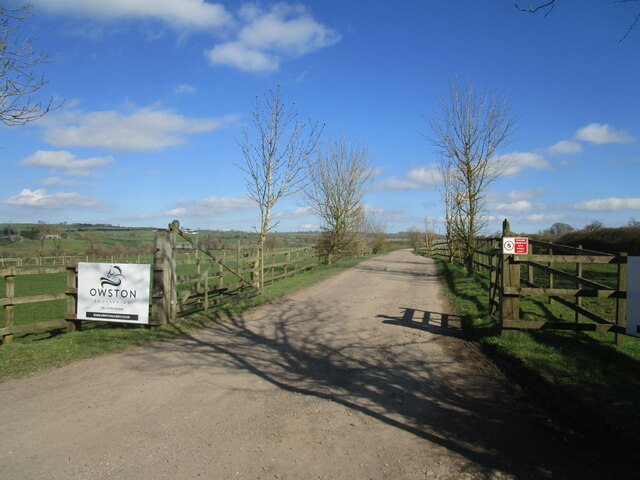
503 237 529 255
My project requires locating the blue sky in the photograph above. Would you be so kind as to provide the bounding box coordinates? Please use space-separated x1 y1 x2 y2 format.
1 0 639 234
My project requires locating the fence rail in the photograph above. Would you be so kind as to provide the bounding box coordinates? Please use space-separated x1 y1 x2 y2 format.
1 224 320 344
422 233 630 345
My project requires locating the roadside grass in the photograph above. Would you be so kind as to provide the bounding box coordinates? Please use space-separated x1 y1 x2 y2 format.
433 257 640 446
0 256 367 382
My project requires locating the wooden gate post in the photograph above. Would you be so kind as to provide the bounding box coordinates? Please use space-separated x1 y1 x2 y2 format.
500 236 521 332
151 228 176 325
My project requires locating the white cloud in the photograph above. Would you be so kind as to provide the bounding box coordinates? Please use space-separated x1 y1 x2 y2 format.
41 177 94 187
494 201 535 213
206 4 340 72
299 223 319 230
34 0 232 29
571 197 640 212
406 163 442 185
526 213 567 223
20 150 113 176
41 105 238 151
497 152 552 176
207 41 278 72
165 195 254 218
4 188 102 209
574 123 634 144
370 177 422 192
505 188 546 201
547 140 582 155
275 206 312 219
174 84 197 95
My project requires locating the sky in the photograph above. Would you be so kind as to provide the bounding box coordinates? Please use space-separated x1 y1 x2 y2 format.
1 0 639 235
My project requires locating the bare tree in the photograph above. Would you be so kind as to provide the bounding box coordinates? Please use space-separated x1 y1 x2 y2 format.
239 85 322 248
428 78 515 274
515 0 640 42
1 3 56 126
305 135 372 264
407 226 422 252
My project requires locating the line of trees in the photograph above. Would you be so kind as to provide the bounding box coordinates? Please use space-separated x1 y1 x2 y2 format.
239 86 378 265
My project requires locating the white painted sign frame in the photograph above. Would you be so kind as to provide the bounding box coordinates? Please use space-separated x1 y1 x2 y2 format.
77 262 151 324
627 257 640 337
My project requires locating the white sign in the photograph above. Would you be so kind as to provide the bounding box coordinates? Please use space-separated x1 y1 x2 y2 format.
77 263 151 324
503 237 529 255
627 257 640 337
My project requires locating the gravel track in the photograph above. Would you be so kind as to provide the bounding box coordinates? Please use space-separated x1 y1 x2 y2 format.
0 250 611 479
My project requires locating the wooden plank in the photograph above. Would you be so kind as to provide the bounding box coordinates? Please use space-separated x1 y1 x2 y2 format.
527 240 612 256
514 254 620 264
0 319 69 336
0 292 67 307
503 320 623 333
503 287 623 299
548 295 612 325
0 266 67 276
521 261 614 290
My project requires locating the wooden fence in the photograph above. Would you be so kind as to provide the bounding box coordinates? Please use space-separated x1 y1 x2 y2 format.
423 234 629 345
1 222 319 345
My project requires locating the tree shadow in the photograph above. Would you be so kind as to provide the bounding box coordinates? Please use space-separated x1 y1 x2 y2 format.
126 298 610 480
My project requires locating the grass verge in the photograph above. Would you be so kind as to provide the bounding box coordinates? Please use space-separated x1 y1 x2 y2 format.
0 256 367 382
433 256 640 449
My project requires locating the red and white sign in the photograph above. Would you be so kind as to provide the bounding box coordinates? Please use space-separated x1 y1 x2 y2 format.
503 237 529 255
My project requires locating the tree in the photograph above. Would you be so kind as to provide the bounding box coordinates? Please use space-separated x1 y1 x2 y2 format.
239 85 322 249
407 226 422 251
305 135 372 264
1 2 56 126
584 220 604 232
548 222 574 236
428 78 515 273
515 1 640 42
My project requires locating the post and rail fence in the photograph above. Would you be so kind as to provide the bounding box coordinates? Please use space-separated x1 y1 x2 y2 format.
421 226 630 345
1 221 319 345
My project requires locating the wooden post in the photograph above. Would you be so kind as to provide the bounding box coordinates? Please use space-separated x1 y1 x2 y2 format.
66 264 81 332
548 243 554 305
2 269 15 344
489 240 499 317
196 259 201 292
151 229 175 326
575 246 583 323
204 275 209 311
616 253 628 347
501 253 521 331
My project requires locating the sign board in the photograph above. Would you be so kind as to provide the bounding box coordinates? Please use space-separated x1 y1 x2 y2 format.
77 263 151 324
627 257 640 337
502 237 529 255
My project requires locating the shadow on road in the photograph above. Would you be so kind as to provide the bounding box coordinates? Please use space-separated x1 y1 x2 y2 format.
131 293 607 480
377 307 467 340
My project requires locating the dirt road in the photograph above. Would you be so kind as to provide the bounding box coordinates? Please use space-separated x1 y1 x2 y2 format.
0 250 610 479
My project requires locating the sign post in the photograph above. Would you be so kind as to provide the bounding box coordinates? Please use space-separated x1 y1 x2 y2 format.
77 263 151 324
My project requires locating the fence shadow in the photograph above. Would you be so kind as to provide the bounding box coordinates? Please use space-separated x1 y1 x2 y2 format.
377 307 467 340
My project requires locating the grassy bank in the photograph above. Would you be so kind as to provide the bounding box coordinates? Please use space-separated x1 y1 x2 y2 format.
0 256 366 382
433 257 640 448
